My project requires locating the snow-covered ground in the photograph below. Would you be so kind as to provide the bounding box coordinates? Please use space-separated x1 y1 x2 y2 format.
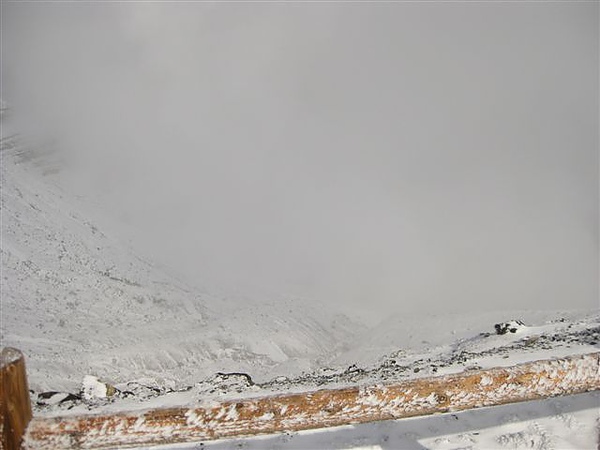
2 114 599 448
1 122 364 394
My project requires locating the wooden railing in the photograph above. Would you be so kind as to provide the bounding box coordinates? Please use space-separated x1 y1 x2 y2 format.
1 348 599 449
1 348 33 450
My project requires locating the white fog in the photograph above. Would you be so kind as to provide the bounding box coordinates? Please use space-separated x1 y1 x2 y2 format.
3 3 598 317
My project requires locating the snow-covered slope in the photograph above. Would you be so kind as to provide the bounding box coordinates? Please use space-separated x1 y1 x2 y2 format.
0 118 363 392
333 310 599 369
2 113 599 449
2 122 598 396
28 311 599 449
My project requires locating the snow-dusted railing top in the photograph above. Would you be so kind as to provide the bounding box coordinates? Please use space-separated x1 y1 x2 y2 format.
18 352 600 450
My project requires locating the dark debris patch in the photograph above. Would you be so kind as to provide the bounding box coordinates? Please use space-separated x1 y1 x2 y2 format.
495 320 526 335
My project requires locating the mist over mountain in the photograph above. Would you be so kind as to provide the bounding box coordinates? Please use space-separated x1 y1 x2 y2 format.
2 2 598 317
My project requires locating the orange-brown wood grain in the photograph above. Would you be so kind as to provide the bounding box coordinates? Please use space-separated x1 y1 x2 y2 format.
1 348 33 450
23 352 600 449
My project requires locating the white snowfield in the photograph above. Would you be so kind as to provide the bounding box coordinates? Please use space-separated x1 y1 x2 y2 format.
1 123 599 448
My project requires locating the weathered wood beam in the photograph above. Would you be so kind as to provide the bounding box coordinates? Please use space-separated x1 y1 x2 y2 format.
1 348 33 450
24 352 600 449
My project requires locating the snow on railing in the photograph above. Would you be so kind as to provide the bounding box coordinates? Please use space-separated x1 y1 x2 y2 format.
2 348 599 449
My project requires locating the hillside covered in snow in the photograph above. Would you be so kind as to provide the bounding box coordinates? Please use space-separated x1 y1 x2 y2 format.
1 113 365 394
2 2 599 448
2 110 599 450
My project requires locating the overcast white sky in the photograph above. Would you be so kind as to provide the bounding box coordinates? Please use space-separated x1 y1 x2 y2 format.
2 2 598 316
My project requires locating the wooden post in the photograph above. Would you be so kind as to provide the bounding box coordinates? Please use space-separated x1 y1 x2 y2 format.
1 348 33 450
23 352 600 450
